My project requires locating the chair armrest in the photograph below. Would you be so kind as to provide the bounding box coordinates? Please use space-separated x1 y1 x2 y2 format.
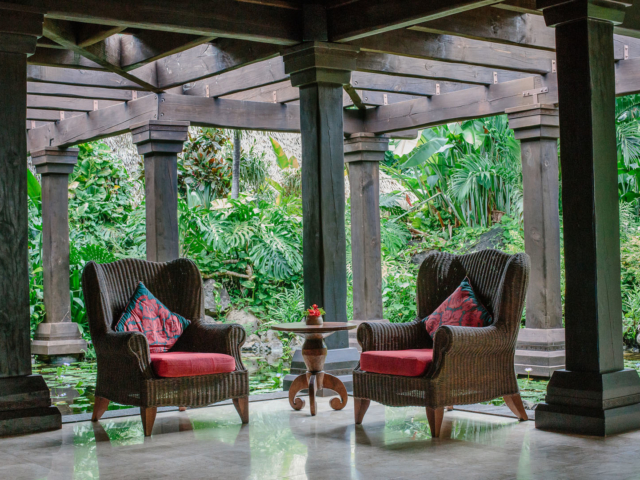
430 325 513 375
357 319 432 352
95 331 154 380
171 320 247 370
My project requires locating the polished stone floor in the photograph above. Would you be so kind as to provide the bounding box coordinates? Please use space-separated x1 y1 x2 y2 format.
1 397 640 480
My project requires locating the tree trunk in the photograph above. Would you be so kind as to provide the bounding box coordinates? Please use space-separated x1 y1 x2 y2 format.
232 130 241 199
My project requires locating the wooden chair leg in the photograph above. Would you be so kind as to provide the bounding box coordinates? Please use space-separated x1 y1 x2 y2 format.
91 396 109 422
233 396 249 424
354 397 371 425
503 393 528 421
426 407 445 438
179 406 187 412
141 407 157 436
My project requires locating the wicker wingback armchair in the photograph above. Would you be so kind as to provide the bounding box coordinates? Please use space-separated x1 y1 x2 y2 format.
82 258 248 435
353 249 530 437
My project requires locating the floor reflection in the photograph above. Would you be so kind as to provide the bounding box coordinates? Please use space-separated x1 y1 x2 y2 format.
3 398 639 479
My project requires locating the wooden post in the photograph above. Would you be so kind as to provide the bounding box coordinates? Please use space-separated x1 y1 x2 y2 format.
506 105 564 378
0 8 61 436
131 120 189 263
282 42 361 394
536 0 640 436
344 133 389 350
31 148 87 361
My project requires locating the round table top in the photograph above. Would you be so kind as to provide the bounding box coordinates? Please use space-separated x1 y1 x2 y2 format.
271 322 358 334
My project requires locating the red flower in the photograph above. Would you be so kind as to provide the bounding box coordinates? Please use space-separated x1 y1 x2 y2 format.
307 304 322 317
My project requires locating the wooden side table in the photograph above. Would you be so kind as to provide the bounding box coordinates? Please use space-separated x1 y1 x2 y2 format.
271 322 357 416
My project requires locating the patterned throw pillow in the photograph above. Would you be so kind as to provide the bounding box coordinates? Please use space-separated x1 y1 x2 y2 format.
115 282 190 353
423 277 492 339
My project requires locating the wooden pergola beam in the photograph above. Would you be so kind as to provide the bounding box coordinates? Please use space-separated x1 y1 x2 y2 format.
27 93 160 153
27 95 121 112
328 0 503 42
27 65 147 90
351 28 555 74
413 8 640 59
42 18 159 91
26 109 85 122
119 31 215 71
222 80 299 103
26 82 136 101
28 48 105 70
157 40 281 90
41 0 301 45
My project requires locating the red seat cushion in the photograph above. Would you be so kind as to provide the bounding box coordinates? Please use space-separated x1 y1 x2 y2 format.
150 352 236 378
360 349 434 377
115 282 190 353
423 276 492 339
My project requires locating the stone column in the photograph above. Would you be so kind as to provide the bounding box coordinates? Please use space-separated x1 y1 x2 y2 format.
0 7 61 436
506 105 564 378
131 120 189 263
344 133 389 350
282 42 361 393
31 148 87 361
536 0 640 436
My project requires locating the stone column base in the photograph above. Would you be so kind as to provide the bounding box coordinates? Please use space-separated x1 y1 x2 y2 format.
0 375 61 437
31 322 87 358
515 328 565 378
349 319 389 351
536 369 640 436
284 347 360 397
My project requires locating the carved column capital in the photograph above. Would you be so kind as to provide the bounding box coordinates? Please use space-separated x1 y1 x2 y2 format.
282 42 359 87
31 147 79 175
0 8 44 55
506 104 560 141
344 133 389 163
537 0 632 27
131 120 190 156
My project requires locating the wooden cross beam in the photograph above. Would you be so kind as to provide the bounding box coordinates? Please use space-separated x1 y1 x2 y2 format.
27 95 121 112
26 83 137 101
328 0 503 42
40 0 301 45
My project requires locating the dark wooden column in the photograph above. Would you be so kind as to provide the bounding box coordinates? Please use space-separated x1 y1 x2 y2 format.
0 8 61 436
506 105 564 378
131 120 189 263
536 0 640 436
31 148 87 362
344 133 389 350
282 42 360 393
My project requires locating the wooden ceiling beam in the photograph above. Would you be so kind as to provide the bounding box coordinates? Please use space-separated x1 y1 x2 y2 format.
28 47 105 70
222 80 299 103
411 8 555 50
42 0 300 45
119 31 216 71
328 0 503 42
42 18 160 91
351 72 474 96
26 82 136 101
27 95 122 112
343 90 420 107
362 75 556 133
26 109 85 122
27 65 147 90
28 93 160 153
351 28 555 74
492 0 540 15
76 23 126 47
356 51 531 85
182 56 286 97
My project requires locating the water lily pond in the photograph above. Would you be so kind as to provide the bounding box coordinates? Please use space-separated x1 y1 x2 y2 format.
35 354 640 416
35 351 290 416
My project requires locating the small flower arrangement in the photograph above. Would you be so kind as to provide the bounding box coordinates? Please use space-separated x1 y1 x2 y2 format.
305 304 325 326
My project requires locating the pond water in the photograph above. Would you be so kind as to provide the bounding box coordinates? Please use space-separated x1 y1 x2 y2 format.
34 351 290 416
34 351 640 416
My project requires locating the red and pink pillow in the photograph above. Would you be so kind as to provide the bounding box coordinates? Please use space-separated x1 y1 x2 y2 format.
115 282 190 353
423 277 492 338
